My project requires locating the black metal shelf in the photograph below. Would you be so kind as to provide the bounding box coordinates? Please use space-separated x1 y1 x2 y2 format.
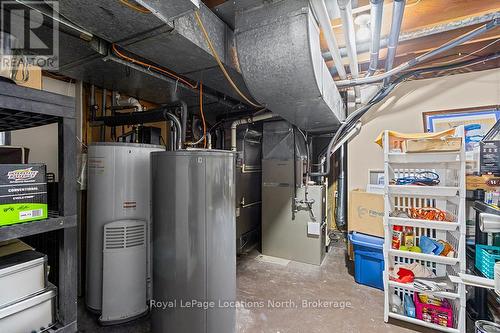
0 82 77 332
0 81 74 121
0 108 59 131
473 200 500 215
466 200 500 326
0 213 77 242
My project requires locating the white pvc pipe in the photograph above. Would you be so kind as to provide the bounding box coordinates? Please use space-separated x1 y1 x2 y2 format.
231 113 275 151
310 0 347 79
116 93 143 111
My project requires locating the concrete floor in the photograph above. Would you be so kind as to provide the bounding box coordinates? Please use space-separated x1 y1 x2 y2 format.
78 241 431 333
236 243 431 333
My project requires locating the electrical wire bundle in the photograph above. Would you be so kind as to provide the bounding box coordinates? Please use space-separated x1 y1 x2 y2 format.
394 171 440 186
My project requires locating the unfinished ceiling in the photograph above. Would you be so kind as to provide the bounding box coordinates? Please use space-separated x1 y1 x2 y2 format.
3 0 498 125
206 0 499 77
319 0 500 77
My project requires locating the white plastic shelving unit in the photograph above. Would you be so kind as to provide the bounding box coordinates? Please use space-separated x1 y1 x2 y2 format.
382 127 467 333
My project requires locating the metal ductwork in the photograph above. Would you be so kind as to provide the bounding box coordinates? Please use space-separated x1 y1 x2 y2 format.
235 0 345 132
52 0 252 106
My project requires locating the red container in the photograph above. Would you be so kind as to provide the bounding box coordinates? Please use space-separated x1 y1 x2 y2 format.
414 292 454 328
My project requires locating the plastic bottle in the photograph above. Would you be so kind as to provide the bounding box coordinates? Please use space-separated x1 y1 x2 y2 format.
392 225 404 250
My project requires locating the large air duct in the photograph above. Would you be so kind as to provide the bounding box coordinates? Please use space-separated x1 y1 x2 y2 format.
235 0 345 132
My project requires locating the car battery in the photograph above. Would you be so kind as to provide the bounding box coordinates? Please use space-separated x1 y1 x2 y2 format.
0 164 48 226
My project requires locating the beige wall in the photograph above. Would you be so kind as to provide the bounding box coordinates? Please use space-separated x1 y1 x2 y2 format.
11 77 76 180
348 68 500 191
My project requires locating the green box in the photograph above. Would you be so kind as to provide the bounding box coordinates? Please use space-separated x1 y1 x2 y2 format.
0 164 48 226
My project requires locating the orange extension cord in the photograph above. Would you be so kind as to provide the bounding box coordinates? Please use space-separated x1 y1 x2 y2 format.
118 0 150 14
113 43 211 148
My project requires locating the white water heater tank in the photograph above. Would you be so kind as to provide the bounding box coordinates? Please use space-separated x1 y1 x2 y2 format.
86 142 163 324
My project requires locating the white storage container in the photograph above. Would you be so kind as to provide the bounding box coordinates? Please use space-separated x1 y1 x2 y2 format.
382 127 467 333
0 250 46 307
0 287 56 333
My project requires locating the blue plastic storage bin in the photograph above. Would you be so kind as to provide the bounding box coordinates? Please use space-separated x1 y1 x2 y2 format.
349 232 384 290
475 244 500 279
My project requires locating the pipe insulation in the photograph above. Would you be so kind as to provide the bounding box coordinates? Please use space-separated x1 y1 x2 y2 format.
312 52 500 177
115 94 143 112
383 0 406 85
366 0 384 76
337 0 361 100
335 18 499 86
235 0 345 132
310 0 347 79
322 11 499 62
337 0 360 81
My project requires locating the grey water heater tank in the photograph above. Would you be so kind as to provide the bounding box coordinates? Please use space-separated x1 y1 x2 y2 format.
151 150 236 333
86 142 163 324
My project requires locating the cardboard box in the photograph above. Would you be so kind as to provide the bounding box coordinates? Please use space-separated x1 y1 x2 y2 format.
466 175 500 191
404 137 462 153
348 189 384 238
0 164 48 226
0 240 33 257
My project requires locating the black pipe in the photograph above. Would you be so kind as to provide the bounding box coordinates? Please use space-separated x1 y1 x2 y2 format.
108 105 140 111
180 101 187 144
335 143 347 228
100 88 106 141
89 84 97 122
91 103 183 127
111 90 117 140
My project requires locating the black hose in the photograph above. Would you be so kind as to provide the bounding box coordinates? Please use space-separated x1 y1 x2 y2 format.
91 102 184 127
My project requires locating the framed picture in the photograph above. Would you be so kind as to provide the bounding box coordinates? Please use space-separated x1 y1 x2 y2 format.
422 106 500 151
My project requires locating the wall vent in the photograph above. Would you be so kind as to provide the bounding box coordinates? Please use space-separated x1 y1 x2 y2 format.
104 222 146 250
